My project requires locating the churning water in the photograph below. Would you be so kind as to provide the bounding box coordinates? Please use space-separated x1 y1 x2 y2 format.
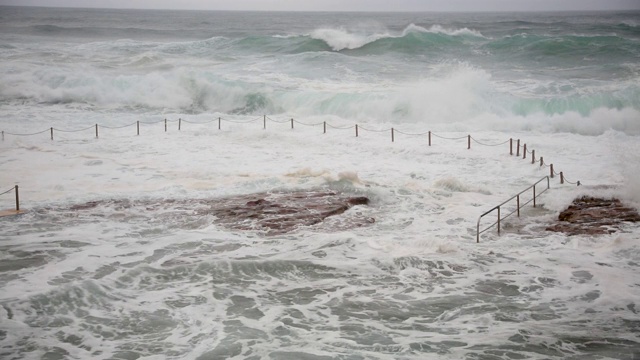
1 6 640 359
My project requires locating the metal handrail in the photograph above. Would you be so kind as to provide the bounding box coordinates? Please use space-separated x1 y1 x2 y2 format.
476 176 549 243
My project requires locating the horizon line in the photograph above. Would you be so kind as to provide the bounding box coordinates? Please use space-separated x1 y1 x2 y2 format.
2 4 639 13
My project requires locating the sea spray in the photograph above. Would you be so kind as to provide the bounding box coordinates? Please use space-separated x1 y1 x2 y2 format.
1 8 640 359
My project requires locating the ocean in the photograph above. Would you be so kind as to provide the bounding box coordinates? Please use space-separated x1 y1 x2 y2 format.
1 6 639 359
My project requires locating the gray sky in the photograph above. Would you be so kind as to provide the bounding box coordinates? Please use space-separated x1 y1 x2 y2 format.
1 0 639 12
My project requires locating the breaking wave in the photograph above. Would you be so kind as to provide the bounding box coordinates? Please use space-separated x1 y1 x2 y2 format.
309 23 485 51
1 63 639 135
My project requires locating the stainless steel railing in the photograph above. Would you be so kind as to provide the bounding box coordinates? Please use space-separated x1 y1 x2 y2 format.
476 176 549 243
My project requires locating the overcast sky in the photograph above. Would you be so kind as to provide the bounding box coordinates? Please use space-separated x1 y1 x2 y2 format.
1 0 639 12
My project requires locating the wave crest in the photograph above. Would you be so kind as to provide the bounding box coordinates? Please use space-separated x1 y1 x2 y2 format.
310 23 485 51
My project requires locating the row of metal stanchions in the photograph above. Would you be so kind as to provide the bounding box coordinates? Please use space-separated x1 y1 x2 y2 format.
1 116 581 218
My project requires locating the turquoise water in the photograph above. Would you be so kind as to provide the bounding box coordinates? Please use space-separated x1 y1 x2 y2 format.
1 7 639 123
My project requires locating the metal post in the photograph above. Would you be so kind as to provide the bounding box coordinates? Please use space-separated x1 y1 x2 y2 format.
137 121 140 136
510 138 513 155
467 135 471 149
428 131 431 146
533 184 537 207
355 124 358 137
531 150 535 164
523 144 527 159
291 118 294 129
323 121 326 134
178 118 181 131
550 164 554 178
560 172 564 184
50 127 53 140
516 139 520 156
517 194 520 217
95 124 98 139
391 128 394 142
497 206 501 235
218 117 221 130
263 115 266 130
15 185 19 211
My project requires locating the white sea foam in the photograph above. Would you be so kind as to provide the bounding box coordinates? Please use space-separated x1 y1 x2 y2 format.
309 27 390 51
310 23 485 51
1 8 640 360
423 24 486 38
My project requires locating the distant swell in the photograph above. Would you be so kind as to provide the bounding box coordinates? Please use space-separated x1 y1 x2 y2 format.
24 24 197 39
16 23 639 61
485 33 639 60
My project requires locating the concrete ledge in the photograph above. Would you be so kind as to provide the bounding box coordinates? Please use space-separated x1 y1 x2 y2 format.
0 209 24 217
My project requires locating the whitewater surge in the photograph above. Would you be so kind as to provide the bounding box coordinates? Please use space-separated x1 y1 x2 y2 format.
309 23 485 51
1 7 640 360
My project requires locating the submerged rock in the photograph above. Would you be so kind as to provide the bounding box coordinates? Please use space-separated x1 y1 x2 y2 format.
54 190 373 235
199 191 372 234
546 196 640 236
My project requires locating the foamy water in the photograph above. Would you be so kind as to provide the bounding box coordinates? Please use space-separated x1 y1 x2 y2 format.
1 7 640 359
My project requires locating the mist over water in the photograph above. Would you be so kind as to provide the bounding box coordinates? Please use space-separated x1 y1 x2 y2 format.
1 6 640 360
1 7 639 133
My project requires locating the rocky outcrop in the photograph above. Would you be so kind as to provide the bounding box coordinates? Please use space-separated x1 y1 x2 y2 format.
58 190 373 235
546 196 640 236
196 191 372 234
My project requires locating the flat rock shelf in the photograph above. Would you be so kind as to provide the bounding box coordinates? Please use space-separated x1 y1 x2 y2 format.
547 196 640 236
41 190 374 235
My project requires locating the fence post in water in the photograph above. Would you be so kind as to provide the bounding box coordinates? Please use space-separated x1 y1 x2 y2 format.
355 124 359 137
516 139 520 156
218 117 221 130
95 124 98 139
510 138 513 155
137 121 140 136
550 164 554 178
540 156 544 167
391 128 395 142
178 118 181 131
428 131 431 146
263 115 266 130
523 144 527 159
517 194 520 217
560 172 564 184
50 127 53 140
531 150 535 164
15 185 19 211
533 184 537 207
164 119 167 132
323 121 326 134
497 206 501 235
467 135 471 149
291 118 294 129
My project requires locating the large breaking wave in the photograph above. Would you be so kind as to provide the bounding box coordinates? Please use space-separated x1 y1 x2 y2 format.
309 24 485 51
2 62 639 135
2 15 640 135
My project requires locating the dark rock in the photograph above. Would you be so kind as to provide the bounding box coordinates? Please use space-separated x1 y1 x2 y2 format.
47 190 372 235
200 191 371 234
69 201 100 211
546 196 640 236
